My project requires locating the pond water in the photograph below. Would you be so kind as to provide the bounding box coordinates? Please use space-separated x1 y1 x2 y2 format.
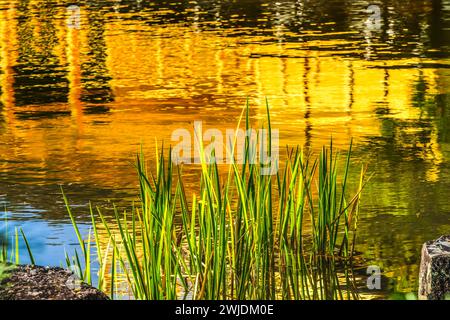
0 0 449 298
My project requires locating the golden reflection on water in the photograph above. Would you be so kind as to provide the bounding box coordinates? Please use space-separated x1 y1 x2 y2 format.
0 0 450 297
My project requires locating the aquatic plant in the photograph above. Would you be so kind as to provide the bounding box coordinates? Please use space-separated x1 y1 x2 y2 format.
0 263 15 283
66 103 369 300
0 218 35 266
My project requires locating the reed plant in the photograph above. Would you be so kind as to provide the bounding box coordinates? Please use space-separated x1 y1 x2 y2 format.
66 103 368 300
0 263 15 284
1 218 35 288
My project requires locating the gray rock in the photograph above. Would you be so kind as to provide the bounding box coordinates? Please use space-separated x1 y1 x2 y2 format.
418 235 450 300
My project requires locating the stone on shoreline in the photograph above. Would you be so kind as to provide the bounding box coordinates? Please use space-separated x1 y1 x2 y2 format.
418 235 450 300
0 264 109 300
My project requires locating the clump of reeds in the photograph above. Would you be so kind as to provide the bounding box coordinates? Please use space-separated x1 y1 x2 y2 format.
0 217 35 266
65 103 368 300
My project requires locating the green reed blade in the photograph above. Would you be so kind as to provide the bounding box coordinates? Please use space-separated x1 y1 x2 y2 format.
20 228 35 266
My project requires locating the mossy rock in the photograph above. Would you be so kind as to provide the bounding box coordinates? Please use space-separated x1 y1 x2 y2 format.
418 235 450 300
